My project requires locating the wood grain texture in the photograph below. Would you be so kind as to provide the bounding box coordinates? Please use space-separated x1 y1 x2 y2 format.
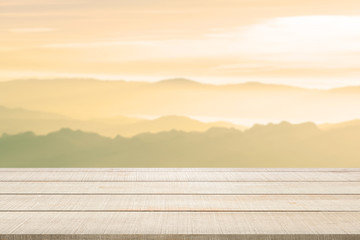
0 168 359 238
1 212 360 234
1 195 360 211
1 235 360 240
1 168 360 172
1 181 360 194
1 171 360 181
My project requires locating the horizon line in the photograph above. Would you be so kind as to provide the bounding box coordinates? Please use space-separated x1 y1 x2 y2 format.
1 77 360 91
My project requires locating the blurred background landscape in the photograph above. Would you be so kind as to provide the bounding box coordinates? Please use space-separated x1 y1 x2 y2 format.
1 0 360 167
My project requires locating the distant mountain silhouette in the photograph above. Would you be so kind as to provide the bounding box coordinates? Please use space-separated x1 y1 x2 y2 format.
1 78 359 123
220 81 305 91
155 78 202 86
319 119 360 130
328 86 360 94
1 122 359 167
0 106 245 137
0 105 65 120
120 115 244 136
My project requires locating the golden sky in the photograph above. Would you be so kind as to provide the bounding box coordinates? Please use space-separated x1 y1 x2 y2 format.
1 0 360 88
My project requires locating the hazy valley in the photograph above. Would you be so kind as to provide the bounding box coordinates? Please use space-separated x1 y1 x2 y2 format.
0 105 245 137
1 122 360 167
1 78 360 167
1 79 360 123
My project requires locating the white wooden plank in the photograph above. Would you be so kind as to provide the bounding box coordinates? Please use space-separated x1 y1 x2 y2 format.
1 171 360 181
1 195 360 211
2 168 359 238
1 212 359 234
0 182 359 194
1 168 359 172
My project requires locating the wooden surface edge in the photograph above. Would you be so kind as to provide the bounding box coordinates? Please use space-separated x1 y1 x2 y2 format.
0 234 359 240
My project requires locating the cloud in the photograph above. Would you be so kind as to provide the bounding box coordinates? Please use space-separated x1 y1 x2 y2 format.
9 28 55 33
210 15 360 53
1 13 360 88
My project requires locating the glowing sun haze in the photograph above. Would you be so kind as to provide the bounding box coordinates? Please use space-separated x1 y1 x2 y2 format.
1 0 360 88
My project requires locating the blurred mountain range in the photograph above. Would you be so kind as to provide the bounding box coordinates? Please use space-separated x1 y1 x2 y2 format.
1 122 359 167
1 78 360 123
0 105 245 137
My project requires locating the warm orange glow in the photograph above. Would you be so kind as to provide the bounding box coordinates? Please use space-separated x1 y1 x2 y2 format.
1 0 360 88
